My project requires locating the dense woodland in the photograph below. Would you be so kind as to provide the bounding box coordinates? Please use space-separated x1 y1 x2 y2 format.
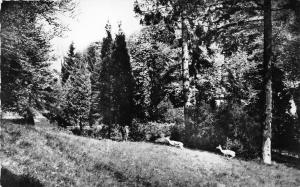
1 0 300 165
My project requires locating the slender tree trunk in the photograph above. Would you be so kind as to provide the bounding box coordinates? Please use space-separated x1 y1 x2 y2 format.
108 75 113 139
181 16 193 139
262 0 272 165
292 0 300 123
0 1 2 120
25 107 35 125
295 85 300 121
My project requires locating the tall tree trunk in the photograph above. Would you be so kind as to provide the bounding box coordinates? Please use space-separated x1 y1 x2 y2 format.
295 85 300 122
25 107 35 125
292 0 300 124
182 16 193 139
0 1 2 120
262 0 272 165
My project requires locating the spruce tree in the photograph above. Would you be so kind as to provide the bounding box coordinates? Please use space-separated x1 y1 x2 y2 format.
84 42 102 126
111 25 135 127
97 22 114 136
61 42 76 85
61 54 92 132
97 23 135 137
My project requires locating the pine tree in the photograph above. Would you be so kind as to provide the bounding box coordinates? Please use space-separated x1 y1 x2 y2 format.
97 23 135 137
84 42 102 125
110 25 135 127
61 54 92 132
61 42 76 85
97 22 114 136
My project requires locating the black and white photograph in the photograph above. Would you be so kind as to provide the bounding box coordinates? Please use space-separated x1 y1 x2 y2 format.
0 0 300 186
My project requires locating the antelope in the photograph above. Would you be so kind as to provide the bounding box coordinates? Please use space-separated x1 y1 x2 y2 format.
165 136 184 149
216 145 235 158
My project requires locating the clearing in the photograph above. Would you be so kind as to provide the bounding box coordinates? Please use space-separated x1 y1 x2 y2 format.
1 120 300 187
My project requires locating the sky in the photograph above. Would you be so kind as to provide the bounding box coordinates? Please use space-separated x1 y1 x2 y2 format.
51 0 142 70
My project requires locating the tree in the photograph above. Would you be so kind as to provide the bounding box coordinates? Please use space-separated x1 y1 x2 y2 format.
61 54 91 132
84 42 102 125
61 42 76 84
134 0 206 138
110 25 135 127
96 23 135 137
261 0 272 165
128 25 181 121
1 1 68 124
97 22 114 137
203 0 300 163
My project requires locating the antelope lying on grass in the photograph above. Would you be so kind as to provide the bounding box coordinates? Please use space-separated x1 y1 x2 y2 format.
165 136 184 149
216 145 235 158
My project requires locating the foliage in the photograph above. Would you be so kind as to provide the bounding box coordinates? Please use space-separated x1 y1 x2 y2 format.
96 24 135 137
130 120 176 142
83 42 102 125
129 25 181 121
1 2 60 123
216 103 261 158
97 22 114 130
61 53 92 131
61 42 76 84
110 27 135 127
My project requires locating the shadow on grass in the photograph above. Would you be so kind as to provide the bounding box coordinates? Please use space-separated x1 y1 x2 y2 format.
272 152 300 170
93 162 152 186
0 167 43 187
1 119 32 125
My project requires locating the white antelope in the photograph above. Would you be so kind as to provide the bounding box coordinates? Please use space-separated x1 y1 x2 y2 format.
216 145 235 158
165 137 184 149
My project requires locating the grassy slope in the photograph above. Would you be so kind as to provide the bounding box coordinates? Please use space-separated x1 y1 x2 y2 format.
1 121 300 187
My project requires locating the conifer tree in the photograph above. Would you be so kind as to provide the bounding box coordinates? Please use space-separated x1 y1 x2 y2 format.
1 2 60 124
110 24 135 127
84 42 102 125
61 42 76 85
61 54 92 132
97 22 114 136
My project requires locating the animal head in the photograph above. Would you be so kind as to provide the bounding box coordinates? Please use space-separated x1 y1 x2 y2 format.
216 145 222 150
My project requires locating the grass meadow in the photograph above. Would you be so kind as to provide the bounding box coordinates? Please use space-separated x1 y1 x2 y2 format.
1 120 300 186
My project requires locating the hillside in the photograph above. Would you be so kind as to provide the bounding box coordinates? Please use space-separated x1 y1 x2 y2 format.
1 121 300 187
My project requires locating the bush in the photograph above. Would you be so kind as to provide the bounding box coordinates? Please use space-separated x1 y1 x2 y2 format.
90 124 123 141
215 103 261 158
273 115 300 153
129 120 176 142
183 102 223 151
130 119 146 141
181 101 261 158
110 124 123 141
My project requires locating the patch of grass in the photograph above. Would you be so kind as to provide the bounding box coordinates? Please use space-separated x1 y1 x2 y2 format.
1 121 300 187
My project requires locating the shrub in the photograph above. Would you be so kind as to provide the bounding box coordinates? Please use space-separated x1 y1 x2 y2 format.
180 101 261 158
110 124 123 141
215 103 261 158
129 120 176 142
144 122 175 141
129 119 146 141
183 102 223 151
273 115 300 153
